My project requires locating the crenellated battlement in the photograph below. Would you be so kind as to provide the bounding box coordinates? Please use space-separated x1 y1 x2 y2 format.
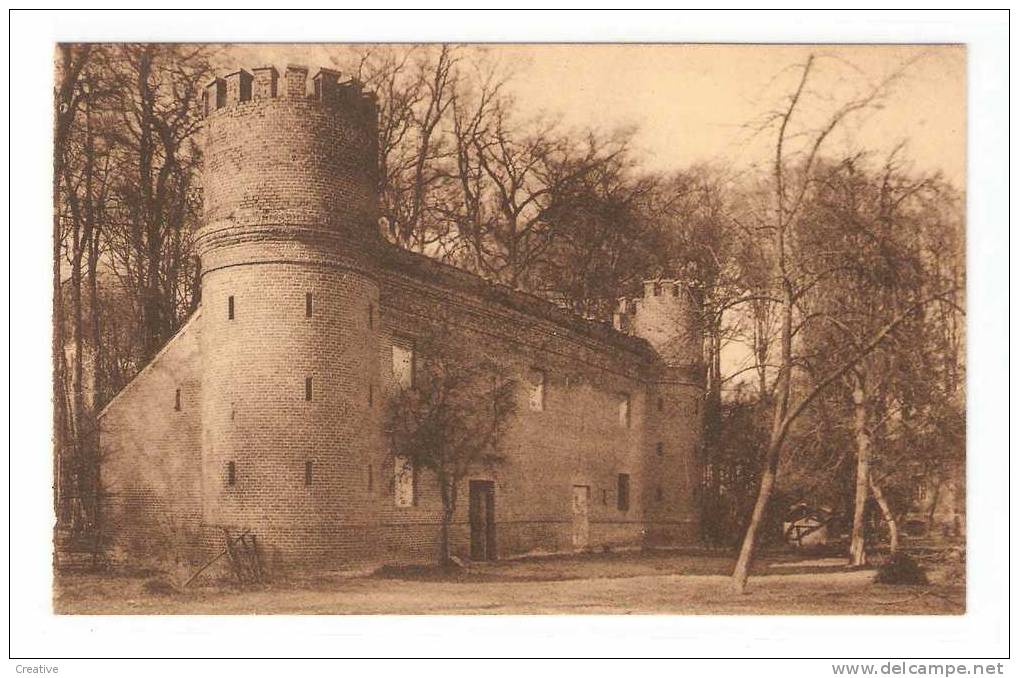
203 65 378 126
613 279 698 329
198 64 381 258
614 279 702 369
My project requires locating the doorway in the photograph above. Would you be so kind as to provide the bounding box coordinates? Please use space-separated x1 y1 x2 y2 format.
469 480 497 561
572 485 590 550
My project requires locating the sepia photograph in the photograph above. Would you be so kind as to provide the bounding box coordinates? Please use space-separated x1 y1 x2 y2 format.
8 7 1010 669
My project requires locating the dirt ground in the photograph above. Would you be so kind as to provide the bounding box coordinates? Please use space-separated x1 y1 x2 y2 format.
53 548 965 615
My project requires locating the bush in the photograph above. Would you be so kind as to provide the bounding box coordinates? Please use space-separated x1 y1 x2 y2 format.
874 553 928 585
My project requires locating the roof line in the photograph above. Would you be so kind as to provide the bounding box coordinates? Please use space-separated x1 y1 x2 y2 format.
97 309 203 419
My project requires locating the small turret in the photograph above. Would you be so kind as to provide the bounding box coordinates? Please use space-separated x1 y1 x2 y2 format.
614 279 702 368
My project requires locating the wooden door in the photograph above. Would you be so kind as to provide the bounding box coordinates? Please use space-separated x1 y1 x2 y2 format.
572 485 590 550
469 480 496 561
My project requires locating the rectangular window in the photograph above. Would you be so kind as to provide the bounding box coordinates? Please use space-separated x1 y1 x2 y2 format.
227 461 236 486
392 340 414 389
175 388 181 411
228 295 235 320
657 396 664 412
601 489 608 506
528 368 546 412
394 455 415 507
305 376 313 401
305 460 313 486
617 473 630 512
306 292 313 318
656 442 664 457
618 393 631 428
367 463 374 492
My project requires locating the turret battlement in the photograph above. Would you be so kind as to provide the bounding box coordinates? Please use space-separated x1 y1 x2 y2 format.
614 279 702 368
204 65 377 127
198 65 380 255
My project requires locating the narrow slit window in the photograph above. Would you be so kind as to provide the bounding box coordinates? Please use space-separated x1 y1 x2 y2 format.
368 303 374 329
228 295 235 320
657 396 664 412
305 376 313 401
305 460 313 486
368 383 374 407
306 292 313 318
174 388 181 411
227 461 236 486
367 463 374 491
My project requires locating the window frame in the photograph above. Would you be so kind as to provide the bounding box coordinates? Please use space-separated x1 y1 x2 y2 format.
391 338 415 390
618 393 631 428
528 367 547 412
394 454 416 507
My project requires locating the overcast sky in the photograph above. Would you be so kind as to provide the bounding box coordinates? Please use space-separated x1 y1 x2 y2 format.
218 43 965 185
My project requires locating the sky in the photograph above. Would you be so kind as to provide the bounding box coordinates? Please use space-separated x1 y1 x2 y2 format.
218 43 966 185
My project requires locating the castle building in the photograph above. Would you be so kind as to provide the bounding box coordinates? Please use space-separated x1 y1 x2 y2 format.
98 66 704 569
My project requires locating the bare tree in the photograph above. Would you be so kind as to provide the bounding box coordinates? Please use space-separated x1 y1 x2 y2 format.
103 44 210 363
384 327 517 566
53 43 94 525
728 54 950 593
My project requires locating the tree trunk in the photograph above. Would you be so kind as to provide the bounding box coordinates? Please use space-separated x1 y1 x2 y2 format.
731 456 776 593
869 474 898 555
438 508 452 566
848 374 871 567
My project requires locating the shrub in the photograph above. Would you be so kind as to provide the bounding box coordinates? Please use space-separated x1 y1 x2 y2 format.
874 553 928 585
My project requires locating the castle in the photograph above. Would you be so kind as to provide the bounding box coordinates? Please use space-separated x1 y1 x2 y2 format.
97 65 704 570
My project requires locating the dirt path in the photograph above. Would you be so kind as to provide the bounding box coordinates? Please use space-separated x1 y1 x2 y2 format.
55 564 964 615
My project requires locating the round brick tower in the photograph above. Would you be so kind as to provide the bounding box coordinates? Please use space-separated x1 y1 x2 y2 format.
614 280 704 545
195 65 382 565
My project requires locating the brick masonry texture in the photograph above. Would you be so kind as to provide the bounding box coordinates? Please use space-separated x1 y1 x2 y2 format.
98 67 704 571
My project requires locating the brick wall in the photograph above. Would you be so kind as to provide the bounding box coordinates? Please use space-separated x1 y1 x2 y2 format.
97 66 703 572
98 313 218 565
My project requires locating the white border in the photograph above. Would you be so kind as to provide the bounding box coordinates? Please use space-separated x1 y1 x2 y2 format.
7 9 1011 665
